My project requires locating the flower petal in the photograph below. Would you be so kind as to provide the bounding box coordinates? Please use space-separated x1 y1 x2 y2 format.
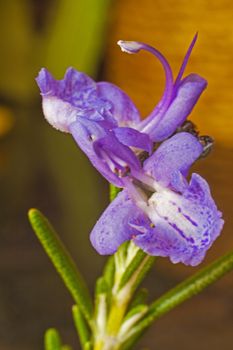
36 68 116 131
134 175 223 266
90 190 144 254
133 220 207 266
147 74 207 141
97 82 141 125
36 67 96 103
36 68 57 95
93 132 141 177
113 127 153 154
144 132 203 187
69 118 123 186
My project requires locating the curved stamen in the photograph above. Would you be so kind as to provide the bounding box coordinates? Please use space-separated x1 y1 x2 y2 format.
131 169 161 192
98 149 129 177
117 40 174 127
173 33 198 90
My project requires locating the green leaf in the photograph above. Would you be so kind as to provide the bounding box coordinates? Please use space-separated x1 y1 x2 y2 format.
45 0 112 77
119 304 148 340
122 250 233 349
95 277 109 296
28 208 93 324
44 328 62 350
128 288 148 310
84 342 92 350
72 305 91 349
61 346 73 350
123 304 148 323
109 184 121 202
103 255 115 290
119 249 153 290
119 255 155 299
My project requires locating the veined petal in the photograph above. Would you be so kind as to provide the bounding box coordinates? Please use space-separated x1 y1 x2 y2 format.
97 82 140 125
146 74 207 141
134 174 223 266
183 173 219 215
90 190 144 254
113 127 153 154
144 132 203 188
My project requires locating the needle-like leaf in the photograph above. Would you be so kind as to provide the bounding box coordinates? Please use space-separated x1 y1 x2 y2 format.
122 250 233 349
28 208 93 324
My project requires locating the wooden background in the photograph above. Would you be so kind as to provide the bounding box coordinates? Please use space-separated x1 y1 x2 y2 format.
103 0 233 349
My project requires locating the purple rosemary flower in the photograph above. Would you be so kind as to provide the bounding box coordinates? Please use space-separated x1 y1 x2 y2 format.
90 132 224 266
36 34 206 187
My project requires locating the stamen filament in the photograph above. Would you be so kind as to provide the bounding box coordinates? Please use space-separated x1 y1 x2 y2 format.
117 40 174 132
131 169 161 192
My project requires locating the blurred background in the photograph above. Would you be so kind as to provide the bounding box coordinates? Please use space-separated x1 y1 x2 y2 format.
0 0 233 349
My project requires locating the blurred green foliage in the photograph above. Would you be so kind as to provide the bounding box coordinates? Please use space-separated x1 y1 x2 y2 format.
0 0 111 102
0 2 111 348
0 0 112 247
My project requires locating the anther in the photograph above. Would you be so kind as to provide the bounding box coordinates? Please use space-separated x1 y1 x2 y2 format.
176 120 199 137
198 135 214 158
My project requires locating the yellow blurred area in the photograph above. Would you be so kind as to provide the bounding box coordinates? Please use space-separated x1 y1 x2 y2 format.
105 0 233 147
0 106 14 137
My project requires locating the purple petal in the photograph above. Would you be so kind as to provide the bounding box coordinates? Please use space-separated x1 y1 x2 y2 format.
134 175 223 266
97 82 141 125
36 68 116 132
144 132 203 187
133 221 207 266
61 68 96 107
36 67 95 103
93 132 141 176
170 170 189 193
69 119 123 187
147 74 207 142
174 33 198 88
113 127 153 154
36 68 56 95
90 190 144 254
183 173 219 217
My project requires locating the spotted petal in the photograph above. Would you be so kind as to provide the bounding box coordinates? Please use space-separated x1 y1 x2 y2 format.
144 132 203 188
90 190 144 254
134 174 223 266
147 74 207 141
